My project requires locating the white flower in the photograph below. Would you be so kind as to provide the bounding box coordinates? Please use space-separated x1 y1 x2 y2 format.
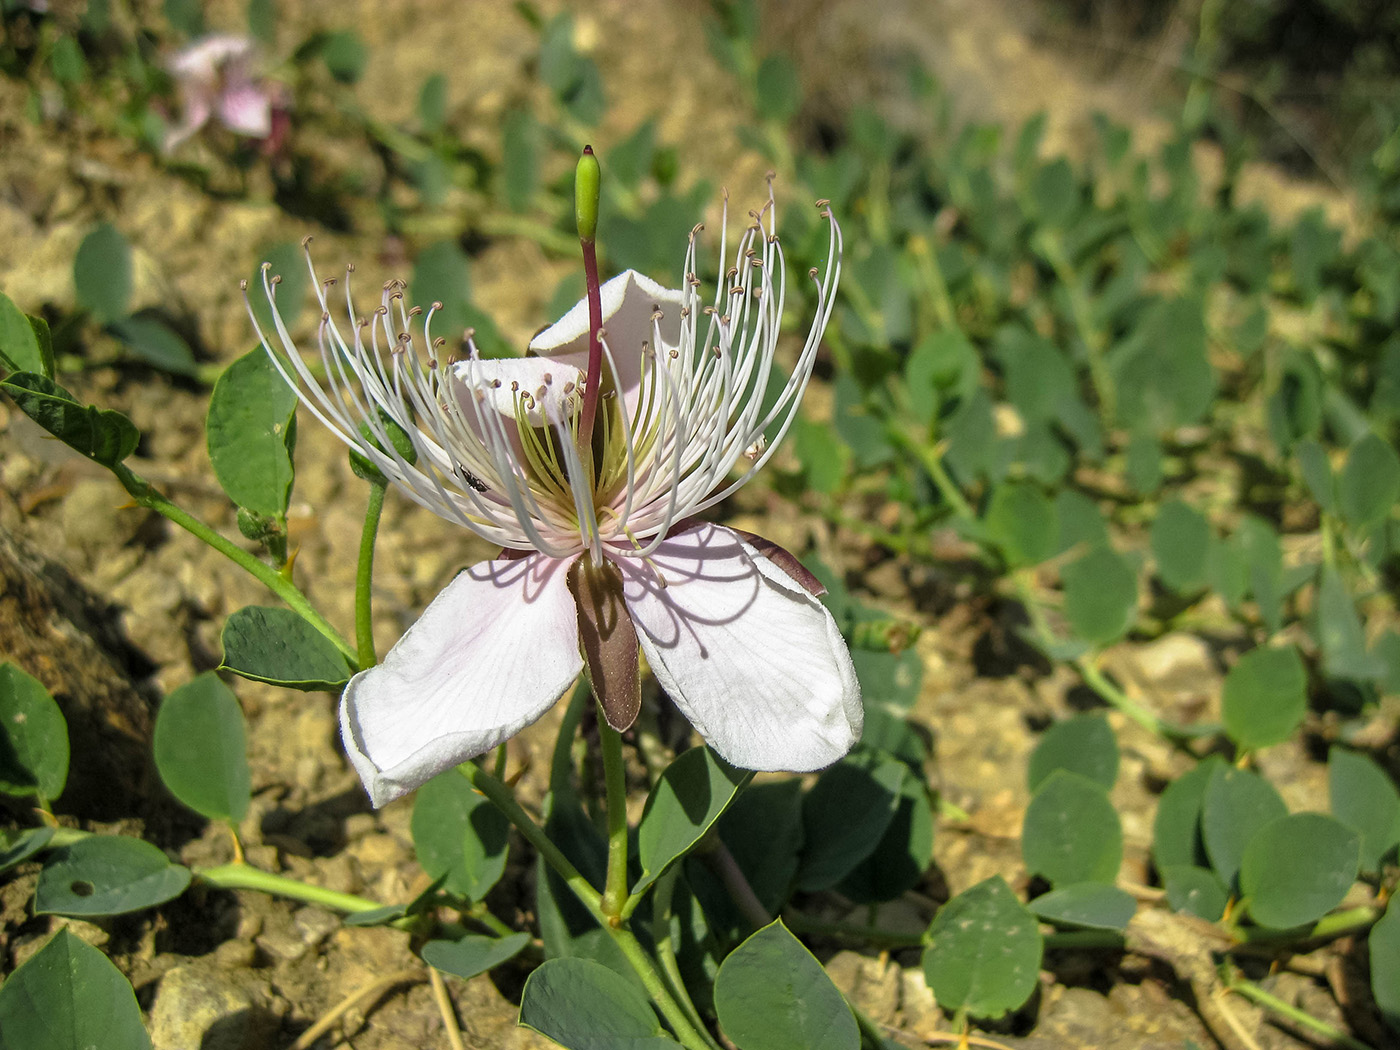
248 194 860 807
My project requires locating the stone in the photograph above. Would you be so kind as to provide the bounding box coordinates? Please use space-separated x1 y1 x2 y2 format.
148 963 275 1050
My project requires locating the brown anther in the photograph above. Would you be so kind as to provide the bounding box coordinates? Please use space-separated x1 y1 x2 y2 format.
321 311 332 322
543 372 553 384
433 336 447 349
464 327 475 340
721 314 731 325
409 305 423 317
727 266 739 280
325 277 338 288
680 306 690 318
428 359 438 369
651 309 665 321
690 222 704 238
493 379 502 388
271 274 282 286
730 286 744 295
511 381 519 392
376 305 389 316
261 261 272 272
809 267 819 279
815 198 830 208
239 279 249 291
670 349 679 360
300 234 315 249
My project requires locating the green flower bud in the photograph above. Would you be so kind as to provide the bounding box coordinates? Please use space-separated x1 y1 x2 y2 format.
575 145 600 244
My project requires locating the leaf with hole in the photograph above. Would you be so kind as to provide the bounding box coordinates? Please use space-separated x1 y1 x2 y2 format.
0 929 152 1050
923 876 1042 1019
1022 770 1122 886
220 606 354 690
207 348 298 516
411 769 510 902
635 747 749 898
35 836 190 916
1221 645 1306 751
0 663 68 802
714 920 858 1050
1239 813 1358 929
1329 747 1400 873
153 673 251 823
1027 713 1118 792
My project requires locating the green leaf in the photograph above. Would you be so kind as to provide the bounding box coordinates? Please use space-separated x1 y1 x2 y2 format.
1201 765 1287 889
0 291 50 375
693 780 804 932
1340 433 1400 529
247 242 311 335
1161 865 1228 921
1021 770 1122 886
0 929 152 1050
418 72 448 132
755 54 801 123
1317 566 1387 681
1109 296 1214 430
207 348 298 517
635 747 749 897
320 30 367 82
519 958 674 1050
411 240 473 347
836 770 934 903
219 606 354 691
797 752 906 891
906 329 977 425
922 876 1042 1019
1329 748 1400 874
850 647 922 711
1371 896 1400 1035
1152 756 1223 872
1030 883 1135 930
73 223 132 325
792 415 849 494
0 373 139 467
714 920 858 1050
35 836 191 916
1240 813 1359 929
501 108 539 213
0 825 54 874
984 481 1055 568
1151 500 1210 593
0 663 69 802
1027 713 1118 792
152 673 251 823
421 932 530 980
410 770 509 901
108 316 198 377
1297 439 1335 513
1221 645 1307 751
1061 544 1137 646
1054 489 1109 554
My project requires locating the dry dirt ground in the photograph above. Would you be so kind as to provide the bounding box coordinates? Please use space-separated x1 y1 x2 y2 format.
0 2 1372 1048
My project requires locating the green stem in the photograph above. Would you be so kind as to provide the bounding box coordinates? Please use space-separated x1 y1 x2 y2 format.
112 464 357 664
887 430 976 522
1227 976 1376 1050
1037 231 1115 424
909 234 957 331
196 862 386 916
1233 905 1381 947
1075 655 1218 743
458 762 712 1050
651 866 722 1050
598 714 631 920
355 481 387 668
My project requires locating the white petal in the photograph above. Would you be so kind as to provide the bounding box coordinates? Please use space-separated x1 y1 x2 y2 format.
340 552 582 806
451 357 585 428
529 270 685 400
615 523 861 772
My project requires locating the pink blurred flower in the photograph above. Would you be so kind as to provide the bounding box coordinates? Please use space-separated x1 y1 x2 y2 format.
164 34 281 152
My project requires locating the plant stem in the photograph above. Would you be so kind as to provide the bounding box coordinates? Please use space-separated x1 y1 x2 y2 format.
111 464 357 664
651 866 722 1050
1226 976 1376 1050
1075 655 1218 743
196 862 387 916
598 714 631 921
1037 230 1115 424
887 429 976 521
577 237 604 450
355 480 387 668
1233 905 1381 947
458 762 712 1050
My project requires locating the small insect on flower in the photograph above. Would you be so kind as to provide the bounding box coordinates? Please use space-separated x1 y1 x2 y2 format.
246 188 859 807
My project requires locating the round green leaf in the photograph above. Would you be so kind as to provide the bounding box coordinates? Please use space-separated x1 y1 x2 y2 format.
635 747 749 897
1221 645 1307 751
797 753 906 891
1240 813 1359 929
1329 747 1400 873
35 836 191 916
0 374 139 467
1317 565 1387 681
519 957 673 1050
1201 764 1287 889
1340 433 1400 529
1027 713 1118 792
1152 756 1224 872
0 663 69 802
922 876 1042 1019
714 920 858 1050
1161 864 1227 922
74 223 132 324
411 240 473 345
421 932 530 981
1030 882 1135 930
411 770 509 901
1022 770 1123 886
219 606 354 691
152 673 251 823
1061 544 1137 646
1370 896 1400 1035
985 481 1055 568
207 348 298 517
836 769 935 903
109 316 198 377
0 929 152 1050
1151 499 1210 593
